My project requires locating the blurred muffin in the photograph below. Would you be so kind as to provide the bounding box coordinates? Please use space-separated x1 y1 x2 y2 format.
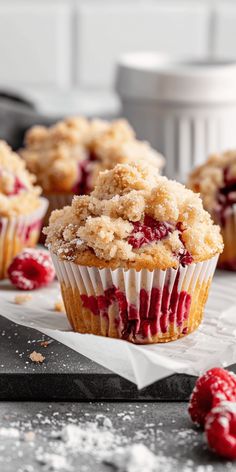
188 151 236 270
20 117 164 226
45 162 222 344
0 141 47 279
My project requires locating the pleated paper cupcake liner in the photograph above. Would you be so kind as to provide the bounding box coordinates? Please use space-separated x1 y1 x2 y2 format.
216 205 236 271
51 252 218 344
0 197 48 279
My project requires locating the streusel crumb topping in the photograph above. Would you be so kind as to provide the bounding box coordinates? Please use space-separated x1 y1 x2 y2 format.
45 163 223 270
188 151 236 217
0 141 41 217
20 117 164 194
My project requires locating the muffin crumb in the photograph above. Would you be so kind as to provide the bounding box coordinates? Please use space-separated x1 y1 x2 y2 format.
29 351 45 363
14 294 32 305
54 300 65 312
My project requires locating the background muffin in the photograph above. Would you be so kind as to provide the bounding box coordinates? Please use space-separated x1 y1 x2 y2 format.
20 117 164 228
188 151 236 270
45 162 222 344
0 141 47 278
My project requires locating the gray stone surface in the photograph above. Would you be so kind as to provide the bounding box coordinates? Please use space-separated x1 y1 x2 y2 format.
0 315 197 401
0 401 235 472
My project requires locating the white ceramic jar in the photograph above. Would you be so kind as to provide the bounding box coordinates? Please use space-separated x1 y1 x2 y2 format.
116 53 236 182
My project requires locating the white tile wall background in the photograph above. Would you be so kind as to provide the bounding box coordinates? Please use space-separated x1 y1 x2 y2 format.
0 0 235 115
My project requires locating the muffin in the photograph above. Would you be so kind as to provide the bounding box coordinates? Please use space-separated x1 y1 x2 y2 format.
188 150 236 270
0 141 48 279
20 117 164 226
45 163 223 344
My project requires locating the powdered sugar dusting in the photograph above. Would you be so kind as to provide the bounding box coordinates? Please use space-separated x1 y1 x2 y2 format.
36 452 70 471
105 443 171 472
0 403 233 472
211 401 236 415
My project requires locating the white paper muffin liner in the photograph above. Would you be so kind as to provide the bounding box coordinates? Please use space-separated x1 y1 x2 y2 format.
0 197 48 279
51 252 218 344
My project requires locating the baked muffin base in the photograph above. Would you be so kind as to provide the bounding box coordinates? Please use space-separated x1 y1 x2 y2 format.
51 253 218 344
60 279 211 343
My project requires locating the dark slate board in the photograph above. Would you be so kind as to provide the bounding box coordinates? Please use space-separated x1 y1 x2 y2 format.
0 315 200 401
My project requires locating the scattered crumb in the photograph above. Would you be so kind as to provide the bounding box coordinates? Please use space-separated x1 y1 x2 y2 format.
14 294 32 305
29 351 45 363
24 431 35 442
40 340 52 348
54 300 65 312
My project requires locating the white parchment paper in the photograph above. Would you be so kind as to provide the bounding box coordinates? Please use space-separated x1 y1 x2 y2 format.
1 271 236 389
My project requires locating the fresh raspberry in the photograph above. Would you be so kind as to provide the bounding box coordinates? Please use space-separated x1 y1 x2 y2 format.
188 368 236 427
8 249 55 290
205 401 236 460
128 215 173 249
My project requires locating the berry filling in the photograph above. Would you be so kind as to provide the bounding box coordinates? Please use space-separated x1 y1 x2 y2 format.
1 172 27 196
8 249 55 290
177 249 193 267
80 271 191 341
215 167 236 225
25 220 42 241
11 177 27 195
128 215 193 267
72 160 91 195
128 215 173 249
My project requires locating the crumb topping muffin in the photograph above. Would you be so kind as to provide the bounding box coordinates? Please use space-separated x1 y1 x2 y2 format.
0 141 41 217
45 163 223 271
188 150 236 270
188 150 236 220
20 117 164 194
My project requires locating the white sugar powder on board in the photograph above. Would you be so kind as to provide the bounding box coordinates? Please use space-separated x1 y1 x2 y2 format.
60 422 122 458
104 443 174 472
0 427 20 438
36 451 71 471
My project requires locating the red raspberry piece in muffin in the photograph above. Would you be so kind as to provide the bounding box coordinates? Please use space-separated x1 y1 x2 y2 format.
128 215 173 249
188 368 236 427
8 249 55 290
205 401 236 460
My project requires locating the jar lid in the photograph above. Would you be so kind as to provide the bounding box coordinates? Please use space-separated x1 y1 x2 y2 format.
115 52 236 104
